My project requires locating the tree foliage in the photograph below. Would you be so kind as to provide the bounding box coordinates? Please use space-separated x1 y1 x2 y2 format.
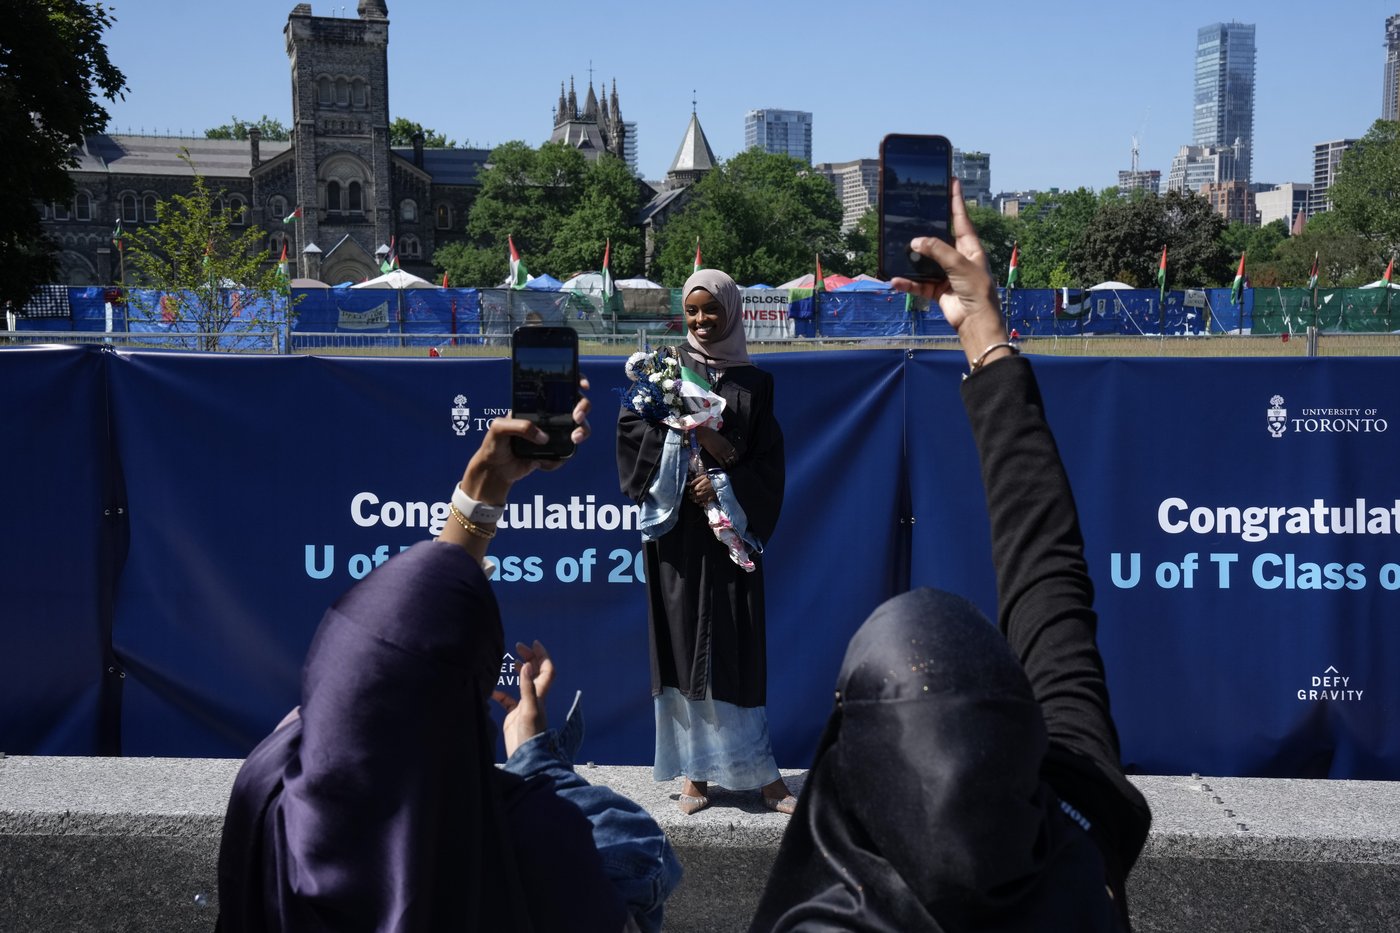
1 0 126 309
826 208 877 278
966 205 1022 287
650 150 843 287
1070 190 1229 288
1014 188 1100 288
122 155 292 350
389 117 455 148
204 115 290 141
1267 211 1380 287
1328 120 1400 257
434 143 643 286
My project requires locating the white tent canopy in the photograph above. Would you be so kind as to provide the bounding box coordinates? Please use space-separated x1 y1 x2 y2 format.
351 269 436 289
1359 280 1400 289
560 272 608 294
616 277 664 289
1087 281 1135 291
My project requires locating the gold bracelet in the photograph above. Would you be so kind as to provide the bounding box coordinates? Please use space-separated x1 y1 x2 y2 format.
968 341 1020 374
449 503 497 539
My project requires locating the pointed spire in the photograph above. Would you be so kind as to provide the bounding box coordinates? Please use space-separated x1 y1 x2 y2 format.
668 110 717 176
611 78 620 119
557 82 567 126
567 77 578 117
584 79 599 118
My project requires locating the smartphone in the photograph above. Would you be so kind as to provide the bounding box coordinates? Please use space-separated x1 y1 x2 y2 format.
510 325 579 460
878 133 954 282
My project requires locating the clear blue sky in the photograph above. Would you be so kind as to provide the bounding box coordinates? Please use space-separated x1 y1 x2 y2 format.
102 0 1393 193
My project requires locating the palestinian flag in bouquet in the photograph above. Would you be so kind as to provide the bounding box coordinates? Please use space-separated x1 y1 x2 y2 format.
673 361 726 430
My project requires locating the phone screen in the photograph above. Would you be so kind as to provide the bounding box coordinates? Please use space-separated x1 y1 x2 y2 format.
510 327 578 460
879 134 953 281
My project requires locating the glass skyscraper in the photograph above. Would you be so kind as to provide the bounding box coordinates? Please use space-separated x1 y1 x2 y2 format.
1193 22 1255 183
743 109 813 164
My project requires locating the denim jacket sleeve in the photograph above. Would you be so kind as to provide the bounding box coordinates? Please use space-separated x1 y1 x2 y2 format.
503 692 683 933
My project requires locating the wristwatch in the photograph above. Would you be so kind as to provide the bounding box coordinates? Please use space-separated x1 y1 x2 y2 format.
452 483 506 523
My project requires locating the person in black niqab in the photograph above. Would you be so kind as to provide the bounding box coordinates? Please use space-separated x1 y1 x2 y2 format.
748 181 1150 932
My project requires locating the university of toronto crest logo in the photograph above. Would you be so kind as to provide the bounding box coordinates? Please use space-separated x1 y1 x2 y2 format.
1267 395 1287 439
452 395 471 436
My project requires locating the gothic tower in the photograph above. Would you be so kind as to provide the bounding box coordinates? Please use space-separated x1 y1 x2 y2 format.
281 1 392 281
550 75 625 162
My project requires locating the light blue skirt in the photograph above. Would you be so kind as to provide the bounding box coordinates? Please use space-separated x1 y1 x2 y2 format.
652 687 781 790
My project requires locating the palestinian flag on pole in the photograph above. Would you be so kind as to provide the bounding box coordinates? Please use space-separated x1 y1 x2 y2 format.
1308 252 1319 291
815 254 825 293
1230 252 1246 306
1006 241 1020 290
282 206 302 224
508 235 529 288
112 221 125 252
277 241 290 279
601 239 615 302
1157 245 1168 305
672 362 726 431
380 236 398 274
693 237 703 274
1385 255 1395 288
442 271 449 288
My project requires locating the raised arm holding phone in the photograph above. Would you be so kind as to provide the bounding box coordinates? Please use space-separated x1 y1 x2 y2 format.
748 179 1151 932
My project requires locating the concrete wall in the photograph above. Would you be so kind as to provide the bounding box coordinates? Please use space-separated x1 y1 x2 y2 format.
3 756 1398 932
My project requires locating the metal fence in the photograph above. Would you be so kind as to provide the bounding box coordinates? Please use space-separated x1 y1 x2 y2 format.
10 327 1400 359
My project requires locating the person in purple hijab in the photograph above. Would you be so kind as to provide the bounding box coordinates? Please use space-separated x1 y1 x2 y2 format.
217 381 676 933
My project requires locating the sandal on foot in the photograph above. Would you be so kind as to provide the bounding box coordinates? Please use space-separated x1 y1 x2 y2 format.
677 793 710 815
763 794 798 815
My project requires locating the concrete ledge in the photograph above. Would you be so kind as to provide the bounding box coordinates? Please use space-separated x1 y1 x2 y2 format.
3 756 1399 932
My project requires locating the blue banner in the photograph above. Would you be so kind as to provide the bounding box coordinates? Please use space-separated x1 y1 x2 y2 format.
907 355 1400 779
5 347 1399 778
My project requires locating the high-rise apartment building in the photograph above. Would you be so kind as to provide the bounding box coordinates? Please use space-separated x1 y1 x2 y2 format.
1193 22 1256 183
1310 139 1357 216
1163 144 1241 195
1385 15 1400 121
744 109 813 163
811 159 878 232
1117 169 1162 193
952 149 992 207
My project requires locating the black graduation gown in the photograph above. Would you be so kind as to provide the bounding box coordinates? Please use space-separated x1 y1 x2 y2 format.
616 358 785 708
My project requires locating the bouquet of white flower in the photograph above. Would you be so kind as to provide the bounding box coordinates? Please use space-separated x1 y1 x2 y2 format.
622 347 755 572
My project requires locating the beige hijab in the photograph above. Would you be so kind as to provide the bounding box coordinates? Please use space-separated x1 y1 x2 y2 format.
682 268 751 370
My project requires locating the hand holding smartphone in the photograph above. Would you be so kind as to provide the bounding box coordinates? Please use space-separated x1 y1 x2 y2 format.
878 133 954 282
510 325 579 460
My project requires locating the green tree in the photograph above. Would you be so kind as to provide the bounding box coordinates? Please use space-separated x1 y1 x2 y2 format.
435 143 643 287
1015 188 1101 287
1222 219 1288 285
967 206 1023 287
651 149 843 286
1070 190 1228 288
389 117 455 148
1328 120 1400 257
1270 211 1382 287
1 0 126 309
204 115 290 141
827 208 877 278
123 154 292 350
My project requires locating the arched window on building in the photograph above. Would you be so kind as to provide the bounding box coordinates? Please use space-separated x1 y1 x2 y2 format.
121 193 139 224
74 191 93 222
400 199 417 222
52 200 71 221
400 235 421 259
335 77 349 106
268 195 288 222
318 76 333 104
212 196 227 217
352 79 368 109
229 195 248 226
269 232 287 259
143 194 158 222
325 180 341 213
347 181 363 213
436 204 452 229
